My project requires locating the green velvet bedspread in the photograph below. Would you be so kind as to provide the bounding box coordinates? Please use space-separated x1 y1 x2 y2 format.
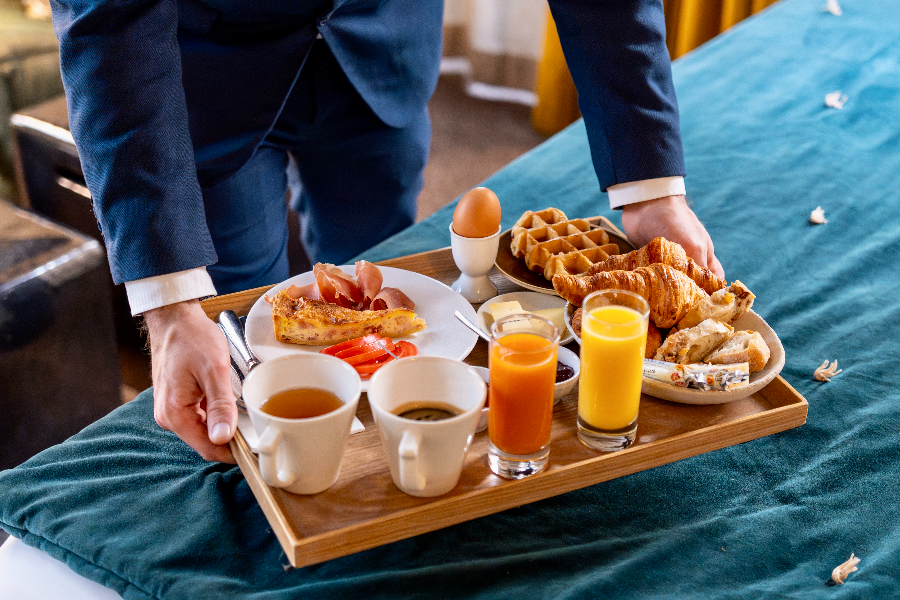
2 0 899 597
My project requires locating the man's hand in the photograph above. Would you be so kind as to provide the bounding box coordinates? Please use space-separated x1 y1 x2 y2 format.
143 299 237 463
621 195 725 278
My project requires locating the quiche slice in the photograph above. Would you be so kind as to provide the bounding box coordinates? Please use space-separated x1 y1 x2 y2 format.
271 291 426 346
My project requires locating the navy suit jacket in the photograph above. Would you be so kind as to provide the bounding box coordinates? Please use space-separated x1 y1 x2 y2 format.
49 0 684 284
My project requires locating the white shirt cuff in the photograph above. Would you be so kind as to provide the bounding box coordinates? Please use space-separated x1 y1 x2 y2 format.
607 176 686 209
124 267 218 316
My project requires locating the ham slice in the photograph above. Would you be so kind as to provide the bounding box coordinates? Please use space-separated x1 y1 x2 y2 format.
371 287 416 311
355 260 383 308
266 262 400 311
265 282 322 303
314 263 362 308
283 282 321 301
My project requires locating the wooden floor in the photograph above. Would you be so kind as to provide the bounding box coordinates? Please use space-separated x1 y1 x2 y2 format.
119 74 548 400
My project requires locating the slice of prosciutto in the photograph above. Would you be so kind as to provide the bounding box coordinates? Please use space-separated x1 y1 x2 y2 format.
264 281 321 303
355 260 383 308
314 263 363 308
371 287 416 311
264 262 401 310
283 282 322 301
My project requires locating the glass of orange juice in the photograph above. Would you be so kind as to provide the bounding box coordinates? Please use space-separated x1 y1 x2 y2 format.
488 313 559 479
577 289 649 452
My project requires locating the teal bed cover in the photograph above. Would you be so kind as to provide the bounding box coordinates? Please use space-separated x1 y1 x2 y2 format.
2 0 899 597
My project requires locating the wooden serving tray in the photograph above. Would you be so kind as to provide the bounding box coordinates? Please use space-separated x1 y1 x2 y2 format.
200 243 808 569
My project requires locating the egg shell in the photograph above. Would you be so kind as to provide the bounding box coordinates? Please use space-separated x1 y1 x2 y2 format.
452 187 502 238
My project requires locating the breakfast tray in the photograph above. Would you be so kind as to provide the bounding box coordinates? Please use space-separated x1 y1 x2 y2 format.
200 236 808 569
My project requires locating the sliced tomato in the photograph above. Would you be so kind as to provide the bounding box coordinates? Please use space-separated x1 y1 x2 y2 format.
393 341 418 358
352 341 418 375
320 334 418 376
342 346 391 365
334 337 394 360
319 333 385 357
354 353 395 375
335 338 396 365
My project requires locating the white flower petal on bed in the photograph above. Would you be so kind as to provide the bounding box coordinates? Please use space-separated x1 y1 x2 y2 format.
831 553 860 585
821 0 843 16
814 359 843 382
810 206 828 224
825 91 848 109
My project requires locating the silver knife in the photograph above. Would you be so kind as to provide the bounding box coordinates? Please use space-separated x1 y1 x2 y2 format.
218 310 259 412
219 310 260 371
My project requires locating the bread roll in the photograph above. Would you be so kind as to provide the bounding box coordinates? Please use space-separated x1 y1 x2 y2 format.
654 319 734 364
705 330 770 372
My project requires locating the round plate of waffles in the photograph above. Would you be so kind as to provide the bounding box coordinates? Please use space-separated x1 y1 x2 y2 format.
494 209 634 295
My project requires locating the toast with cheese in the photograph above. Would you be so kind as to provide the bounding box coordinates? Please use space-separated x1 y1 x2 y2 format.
272 291 426 345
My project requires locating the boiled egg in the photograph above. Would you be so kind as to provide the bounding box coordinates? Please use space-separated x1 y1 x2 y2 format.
452 187 502 238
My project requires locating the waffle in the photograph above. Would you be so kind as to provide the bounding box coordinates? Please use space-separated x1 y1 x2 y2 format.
510 208 620 280
510 208 589 256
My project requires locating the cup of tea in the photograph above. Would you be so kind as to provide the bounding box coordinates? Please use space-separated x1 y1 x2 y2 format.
242 354 361 495
368 356 487 497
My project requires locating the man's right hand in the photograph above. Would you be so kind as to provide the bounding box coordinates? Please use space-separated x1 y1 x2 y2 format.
621 195 725 278
143 299 237 463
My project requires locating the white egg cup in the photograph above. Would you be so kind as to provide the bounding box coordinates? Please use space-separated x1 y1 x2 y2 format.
449 223 501 304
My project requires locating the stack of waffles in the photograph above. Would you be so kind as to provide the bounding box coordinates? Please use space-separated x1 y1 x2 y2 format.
510 208 620 280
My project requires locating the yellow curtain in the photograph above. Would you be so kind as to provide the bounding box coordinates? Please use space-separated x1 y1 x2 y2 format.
531 0 780 135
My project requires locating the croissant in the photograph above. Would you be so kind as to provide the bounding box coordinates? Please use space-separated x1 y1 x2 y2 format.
552 263 708 328
587 237 726 295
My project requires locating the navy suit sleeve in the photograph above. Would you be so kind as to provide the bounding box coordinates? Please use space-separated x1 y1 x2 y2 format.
547 0 686 192
50 0 217 284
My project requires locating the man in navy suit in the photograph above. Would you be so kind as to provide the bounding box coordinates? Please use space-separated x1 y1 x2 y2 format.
50 0 722 461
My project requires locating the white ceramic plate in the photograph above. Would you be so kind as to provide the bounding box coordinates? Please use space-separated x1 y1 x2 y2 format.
567 306 785 405
245 266 479 391
476 291 573 345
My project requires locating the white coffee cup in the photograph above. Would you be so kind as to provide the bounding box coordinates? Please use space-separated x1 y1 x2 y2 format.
368 356 487 497
242 354 361 495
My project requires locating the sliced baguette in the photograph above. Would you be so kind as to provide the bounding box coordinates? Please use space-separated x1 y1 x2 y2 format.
654 318 734 364
677 280 755 330
705 330 770 373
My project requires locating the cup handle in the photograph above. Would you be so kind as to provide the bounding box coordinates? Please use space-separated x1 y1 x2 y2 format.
398 431 425 492
257 427 297 489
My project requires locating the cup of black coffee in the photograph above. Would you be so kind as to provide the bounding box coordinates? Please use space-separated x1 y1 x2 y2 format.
368 357 487 497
